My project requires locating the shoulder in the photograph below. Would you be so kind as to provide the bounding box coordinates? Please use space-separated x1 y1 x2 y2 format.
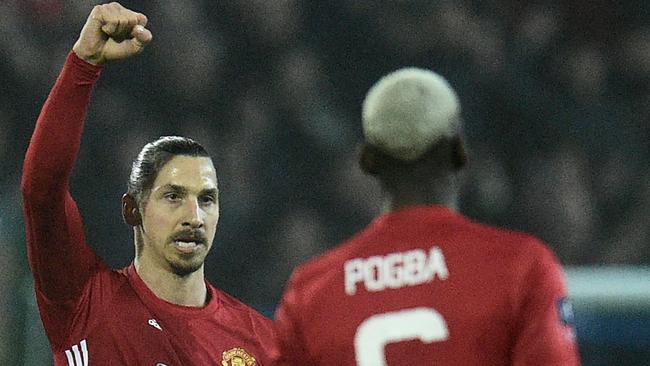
484 227 569 300
491 226 562 269
460 216 559 260
447 215 566 290
286 236 358 291
210 285 274 332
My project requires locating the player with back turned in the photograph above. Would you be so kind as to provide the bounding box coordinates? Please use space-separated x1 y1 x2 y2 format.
272 68 581 365
21 3 273 365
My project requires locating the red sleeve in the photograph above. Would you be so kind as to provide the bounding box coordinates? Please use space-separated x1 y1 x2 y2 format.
511 242 581 366
21 52 103 305
272 271 313 366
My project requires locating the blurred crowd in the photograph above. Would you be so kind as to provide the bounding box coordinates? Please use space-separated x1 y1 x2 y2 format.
1 0 648 364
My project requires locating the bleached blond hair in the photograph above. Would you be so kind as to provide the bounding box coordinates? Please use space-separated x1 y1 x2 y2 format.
362 67 461 161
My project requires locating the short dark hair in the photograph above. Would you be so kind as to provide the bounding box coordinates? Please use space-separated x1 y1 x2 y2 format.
127 136 210 205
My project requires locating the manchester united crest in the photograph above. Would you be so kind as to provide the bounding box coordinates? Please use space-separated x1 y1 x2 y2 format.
221 347 257 366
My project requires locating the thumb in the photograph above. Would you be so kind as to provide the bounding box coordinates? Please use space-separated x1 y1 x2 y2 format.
102 25 152 61
128 25 153 54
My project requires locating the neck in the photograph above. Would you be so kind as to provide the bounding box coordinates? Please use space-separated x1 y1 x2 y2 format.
383 174 460 213
134 255 208 307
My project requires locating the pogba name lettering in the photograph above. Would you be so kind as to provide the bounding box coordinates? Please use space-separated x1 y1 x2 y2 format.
344 246 448 295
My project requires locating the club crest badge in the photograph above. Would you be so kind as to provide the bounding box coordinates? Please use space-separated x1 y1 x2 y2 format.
221 347 257 366
557 297 575 327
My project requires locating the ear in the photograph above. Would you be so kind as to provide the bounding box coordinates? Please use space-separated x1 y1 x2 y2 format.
359 144 380 175
122 193 142 226
451 136 468 170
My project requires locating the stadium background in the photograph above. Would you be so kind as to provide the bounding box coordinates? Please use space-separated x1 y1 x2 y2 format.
0 1 648 364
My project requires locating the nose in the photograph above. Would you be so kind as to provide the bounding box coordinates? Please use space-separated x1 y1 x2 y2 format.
182 198 204 228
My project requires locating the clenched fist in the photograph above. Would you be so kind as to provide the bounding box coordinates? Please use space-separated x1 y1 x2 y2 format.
72 2 152 66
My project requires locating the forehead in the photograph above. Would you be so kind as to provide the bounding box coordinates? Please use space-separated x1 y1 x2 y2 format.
152 155 217 190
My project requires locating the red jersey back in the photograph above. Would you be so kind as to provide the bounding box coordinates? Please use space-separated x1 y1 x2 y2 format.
273 205 580 365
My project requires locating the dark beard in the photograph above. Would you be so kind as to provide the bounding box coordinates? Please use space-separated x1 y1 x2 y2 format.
169 258 203 277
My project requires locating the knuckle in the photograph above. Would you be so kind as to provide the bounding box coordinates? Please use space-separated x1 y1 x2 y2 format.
123 12 136 23
104 2 118 13
99 4 112 16
91 4 104 16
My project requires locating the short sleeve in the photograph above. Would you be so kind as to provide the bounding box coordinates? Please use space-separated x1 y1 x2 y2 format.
272 270 313 365
511 242 581 365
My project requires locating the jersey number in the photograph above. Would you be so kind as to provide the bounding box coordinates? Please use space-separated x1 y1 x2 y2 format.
354 307 449 366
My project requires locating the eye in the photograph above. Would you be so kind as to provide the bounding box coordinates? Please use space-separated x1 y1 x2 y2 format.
164 192 181 202
199 195 216 205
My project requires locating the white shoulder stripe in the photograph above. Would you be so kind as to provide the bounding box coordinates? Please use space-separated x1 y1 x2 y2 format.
65 339 88 366
81 340 89 366
65 349 74 366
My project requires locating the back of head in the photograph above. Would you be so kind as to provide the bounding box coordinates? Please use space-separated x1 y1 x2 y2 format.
360 68 466 209
362 67 461 162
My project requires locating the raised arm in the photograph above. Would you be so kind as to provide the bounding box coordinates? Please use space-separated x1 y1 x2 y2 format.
21 3 152 304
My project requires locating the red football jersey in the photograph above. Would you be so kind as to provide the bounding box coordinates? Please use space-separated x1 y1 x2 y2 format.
273 205 580 365
22 52 274 365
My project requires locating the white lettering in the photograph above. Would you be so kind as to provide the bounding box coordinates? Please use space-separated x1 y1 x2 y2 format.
426 247 449 280
344 259 364 295
383 253 402 289
364 256 384 292
403 249 426 285
343 246 448 295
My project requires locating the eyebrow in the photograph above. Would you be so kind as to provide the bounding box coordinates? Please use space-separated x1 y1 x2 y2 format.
160 184 219 196
161 184 187 194
200 188 219 197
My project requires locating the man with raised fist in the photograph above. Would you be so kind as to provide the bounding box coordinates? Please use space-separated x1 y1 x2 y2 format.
21 3 274 365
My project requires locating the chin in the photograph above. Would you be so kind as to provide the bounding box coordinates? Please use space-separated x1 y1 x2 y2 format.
169 259 204 277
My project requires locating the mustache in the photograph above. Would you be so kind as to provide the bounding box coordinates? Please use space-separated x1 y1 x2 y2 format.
170 230 207 244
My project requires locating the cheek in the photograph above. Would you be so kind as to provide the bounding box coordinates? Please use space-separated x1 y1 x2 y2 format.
144 209 176 238
206 210 220 233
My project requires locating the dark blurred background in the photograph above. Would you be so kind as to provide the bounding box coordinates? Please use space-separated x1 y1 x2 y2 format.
1 0 649 364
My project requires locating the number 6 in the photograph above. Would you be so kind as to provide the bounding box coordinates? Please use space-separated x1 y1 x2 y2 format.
354 307 449 366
